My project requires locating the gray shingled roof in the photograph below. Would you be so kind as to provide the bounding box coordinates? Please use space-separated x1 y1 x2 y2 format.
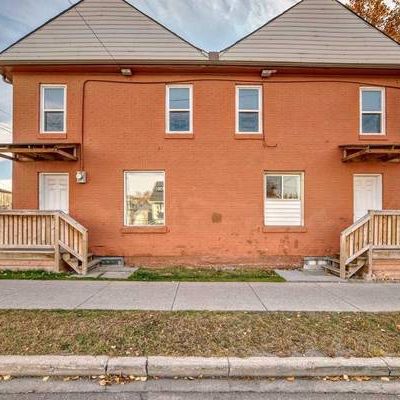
220 0 400 67
0 0 207 64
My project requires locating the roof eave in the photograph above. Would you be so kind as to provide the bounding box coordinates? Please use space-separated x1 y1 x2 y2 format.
215 60 400 69
1 59 399 69
0 58 209 66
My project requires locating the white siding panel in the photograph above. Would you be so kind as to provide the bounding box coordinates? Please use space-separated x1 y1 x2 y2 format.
0 0 206 62
265 200 302 226
220 0 400 65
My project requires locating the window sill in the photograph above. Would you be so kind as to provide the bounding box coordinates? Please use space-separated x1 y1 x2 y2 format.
165 133 194 139
121 226 168 234
358 135 387 141
262 226 307 233
235 134 264 140
37 133 67 140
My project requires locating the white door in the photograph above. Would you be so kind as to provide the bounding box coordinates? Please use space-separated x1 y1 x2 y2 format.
353 174 382 222
39 173 69 213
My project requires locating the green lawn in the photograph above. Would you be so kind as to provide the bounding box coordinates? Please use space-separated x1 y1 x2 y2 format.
1 310 399 357
0 267 285 282
0 270 80 280
128 267 285 282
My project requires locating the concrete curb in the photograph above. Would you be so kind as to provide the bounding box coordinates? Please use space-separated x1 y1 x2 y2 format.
0 356 399 378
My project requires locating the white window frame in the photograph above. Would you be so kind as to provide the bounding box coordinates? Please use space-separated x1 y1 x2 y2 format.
235 85 262 134
123 171 166 227
264 172 304 227
166 85 193 134
359 87 385 135
40 84 67 134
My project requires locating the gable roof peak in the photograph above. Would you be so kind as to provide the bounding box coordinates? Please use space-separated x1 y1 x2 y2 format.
0 0 207 64
220 0 400 67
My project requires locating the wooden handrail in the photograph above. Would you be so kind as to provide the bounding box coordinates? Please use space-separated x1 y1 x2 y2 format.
340 210 400 279
340 213 371 236
0 210 57 216
58 212 88 235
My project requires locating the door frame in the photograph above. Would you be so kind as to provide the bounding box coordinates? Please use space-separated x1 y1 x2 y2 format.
353 173 382 222
39 172 69 213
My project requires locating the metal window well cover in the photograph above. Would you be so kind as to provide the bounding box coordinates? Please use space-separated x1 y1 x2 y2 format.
100 257 124 266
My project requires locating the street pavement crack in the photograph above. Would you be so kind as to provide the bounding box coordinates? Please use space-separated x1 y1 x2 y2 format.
171 282 180 310
73 282 112 309
247 282 269 311
315 283 363 311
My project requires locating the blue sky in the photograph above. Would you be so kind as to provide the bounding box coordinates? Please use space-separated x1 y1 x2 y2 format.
0 0 299 190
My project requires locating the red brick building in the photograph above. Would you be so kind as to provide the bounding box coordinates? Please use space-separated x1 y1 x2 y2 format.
1 0 400 276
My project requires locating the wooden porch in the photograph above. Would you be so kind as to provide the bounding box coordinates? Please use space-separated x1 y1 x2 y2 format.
325 210 400 280
0 210 100 274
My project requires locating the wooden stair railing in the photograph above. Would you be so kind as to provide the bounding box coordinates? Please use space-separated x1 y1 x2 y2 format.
339 210 400 279
0 210 99 274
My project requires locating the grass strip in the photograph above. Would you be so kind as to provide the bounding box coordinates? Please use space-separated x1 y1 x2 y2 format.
0 268 285 282
128 267 285 282
1 310 399 357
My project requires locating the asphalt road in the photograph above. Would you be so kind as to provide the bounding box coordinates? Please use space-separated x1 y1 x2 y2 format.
1 379 400 399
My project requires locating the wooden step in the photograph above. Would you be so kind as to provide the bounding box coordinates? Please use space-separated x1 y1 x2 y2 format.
326 257 340 265
62 253 81 274
323 263 341 276
87 257 101 271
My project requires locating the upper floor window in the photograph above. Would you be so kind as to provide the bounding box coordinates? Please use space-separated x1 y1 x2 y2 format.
124 171 165 227
360 87 385 135
40 85 66 133
236 86 262 134
166 85 192 133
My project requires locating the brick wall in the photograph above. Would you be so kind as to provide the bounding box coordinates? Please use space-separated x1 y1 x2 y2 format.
12 68 400 266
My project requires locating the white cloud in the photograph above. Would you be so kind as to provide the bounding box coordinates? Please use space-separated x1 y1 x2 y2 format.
0 179 11 191
131 0 298 50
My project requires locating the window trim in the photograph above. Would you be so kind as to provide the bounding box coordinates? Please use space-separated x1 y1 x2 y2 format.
264 172 305 227
40 84 67 134
235 85 263 134
123 170 166 228
359 87 385 136
166 84 193 134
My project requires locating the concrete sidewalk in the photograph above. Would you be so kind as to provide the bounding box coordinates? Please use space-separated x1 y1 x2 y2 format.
0 280 400 311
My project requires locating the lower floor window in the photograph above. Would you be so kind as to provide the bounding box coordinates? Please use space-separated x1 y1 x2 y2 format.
264 173 303 226
124 171 165 226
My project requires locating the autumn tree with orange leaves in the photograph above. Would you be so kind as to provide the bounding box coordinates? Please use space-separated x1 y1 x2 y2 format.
348 0 400 43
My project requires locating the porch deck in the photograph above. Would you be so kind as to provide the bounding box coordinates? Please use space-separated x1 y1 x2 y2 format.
0 210 399 279
324 210 400 279
0 210 99 274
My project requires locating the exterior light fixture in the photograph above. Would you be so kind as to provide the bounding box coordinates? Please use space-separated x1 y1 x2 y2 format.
120 68 132 76
260 69 277 78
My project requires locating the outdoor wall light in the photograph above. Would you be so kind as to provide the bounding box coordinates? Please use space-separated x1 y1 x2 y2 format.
120 68 133 76
260 69 277 78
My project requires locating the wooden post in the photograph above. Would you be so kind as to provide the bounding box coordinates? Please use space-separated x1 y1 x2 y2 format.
367 247 373 280
54 213 61 273
339 232 347 279
81 230 88 275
